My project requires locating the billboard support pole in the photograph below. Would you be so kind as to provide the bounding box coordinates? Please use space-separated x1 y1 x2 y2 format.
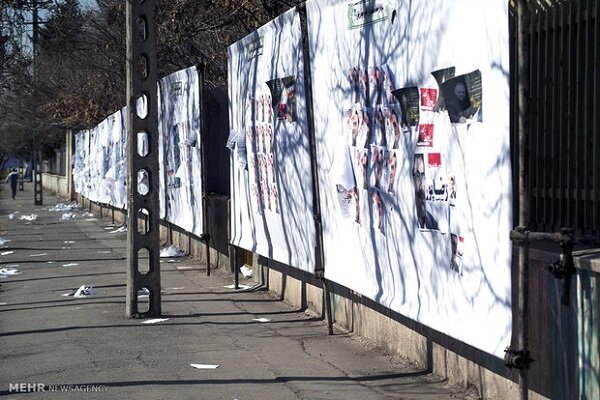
66 129 75 201
297 1 333 334
198 62 211 276
227 199 240 289
505 2 532 399
516 2 531 398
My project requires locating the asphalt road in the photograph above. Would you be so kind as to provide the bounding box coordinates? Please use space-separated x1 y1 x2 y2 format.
0 183 475 400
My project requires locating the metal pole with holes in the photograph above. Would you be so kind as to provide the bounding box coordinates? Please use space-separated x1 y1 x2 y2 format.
125 0 161 318
34 152 43 205
18 159 24 191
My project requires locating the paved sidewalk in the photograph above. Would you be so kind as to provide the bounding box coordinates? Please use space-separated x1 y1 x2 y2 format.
0 183 475 400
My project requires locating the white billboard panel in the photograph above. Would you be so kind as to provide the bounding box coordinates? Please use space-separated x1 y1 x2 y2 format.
158 66 204 236
307 0 512 357
86 122 104 203
99 110 126 207
73 130 89 197
228 9 316 272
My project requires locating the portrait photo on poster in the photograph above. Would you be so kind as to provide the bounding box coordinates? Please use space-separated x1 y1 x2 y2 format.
334 146 360 224
440 70 482 124
243 87 280 216
370 189 385 232
383 104 402 149
386 150 398 194
347 66 364 105
347 64 397 108
352 147 368 190
449 233 465 275
369 145 387 191
391 86 420 129
369 64 396 106
413 152 440 231
345 104 371 148
374 106 387 147
266 75 297 122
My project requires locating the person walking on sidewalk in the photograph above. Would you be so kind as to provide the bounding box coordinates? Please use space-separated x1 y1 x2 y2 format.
5 168 18 199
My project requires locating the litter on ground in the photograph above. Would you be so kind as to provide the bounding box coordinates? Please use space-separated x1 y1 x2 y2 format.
240 265 253 278
141 318 170 324
160 244 185 258
0 267 20 278
109 226 127 233
19 214 38 221
75 286 97 297
61 213 75 220
190 364 219 370
223 284 252 290
48 203 79 212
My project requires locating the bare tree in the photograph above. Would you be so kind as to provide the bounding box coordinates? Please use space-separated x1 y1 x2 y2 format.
0 0 296 157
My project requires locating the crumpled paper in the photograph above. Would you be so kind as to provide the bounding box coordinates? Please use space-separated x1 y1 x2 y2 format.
160 244 185 258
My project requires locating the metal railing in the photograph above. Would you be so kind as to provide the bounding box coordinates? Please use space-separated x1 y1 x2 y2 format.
514 0 599 240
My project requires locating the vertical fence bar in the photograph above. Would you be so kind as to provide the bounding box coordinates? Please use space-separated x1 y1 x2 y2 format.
548 6 557 232
557 2 566 230
529 9 538 228
575 0 582 231
573 0 582 233
548 6 564 231
535 9 544 230
553 5 561 231
565 1 574 229
594 0 600 237
542 7 550 232
582 0 591 234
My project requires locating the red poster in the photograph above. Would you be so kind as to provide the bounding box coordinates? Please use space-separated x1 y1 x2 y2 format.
420 88 437 111
417 124 434 147
427 152 442 167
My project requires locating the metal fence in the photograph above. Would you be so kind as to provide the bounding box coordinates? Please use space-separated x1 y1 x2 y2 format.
517 0 599 239
509 2 600 399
